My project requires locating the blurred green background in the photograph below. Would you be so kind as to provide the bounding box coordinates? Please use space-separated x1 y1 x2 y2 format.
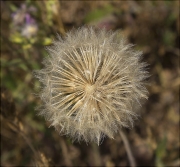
1 1 179 166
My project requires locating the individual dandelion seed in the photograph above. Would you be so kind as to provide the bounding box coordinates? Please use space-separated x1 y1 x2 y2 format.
34 27 149 145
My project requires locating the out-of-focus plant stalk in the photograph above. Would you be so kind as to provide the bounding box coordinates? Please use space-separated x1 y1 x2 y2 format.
54 0 65 36
120 130 136 167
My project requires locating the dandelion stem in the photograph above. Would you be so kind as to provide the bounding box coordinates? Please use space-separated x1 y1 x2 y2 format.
59 137 72 166
91 143 102 166
119 130 136 167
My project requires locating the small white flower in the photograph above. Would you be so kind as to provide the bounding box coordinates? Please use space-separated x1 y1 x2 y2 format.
22 24 38 38
34 27 149 144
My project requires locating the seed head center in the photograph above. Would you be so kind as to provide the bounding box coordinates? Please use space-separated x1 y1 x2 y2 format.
85 84 95 95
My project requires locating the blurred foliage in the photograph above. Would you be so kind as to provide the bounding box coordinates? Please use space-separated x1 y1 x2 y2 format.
84 4 114 23
1 0 179 166
155 136 167 167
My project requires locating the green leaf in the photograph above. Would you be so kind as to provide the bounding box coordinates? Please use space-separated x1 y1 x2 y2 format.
2 73 17 90
31 61 40 70
42 37 52 45
18 63 28 71
155 136 167 167
9 4 18 12
1 58 22 67
1 58 28 71
10 33 24 44
84 5 114 23
156 136 167 158
163 30 175 46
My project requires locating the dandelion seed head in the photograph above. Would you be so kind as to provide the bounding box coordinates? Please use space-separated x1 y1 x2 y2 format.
34 27 149 145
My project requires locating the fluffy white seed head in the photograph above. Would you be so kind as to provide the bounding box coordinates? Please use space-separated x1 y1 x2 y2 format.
34 27 149 145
